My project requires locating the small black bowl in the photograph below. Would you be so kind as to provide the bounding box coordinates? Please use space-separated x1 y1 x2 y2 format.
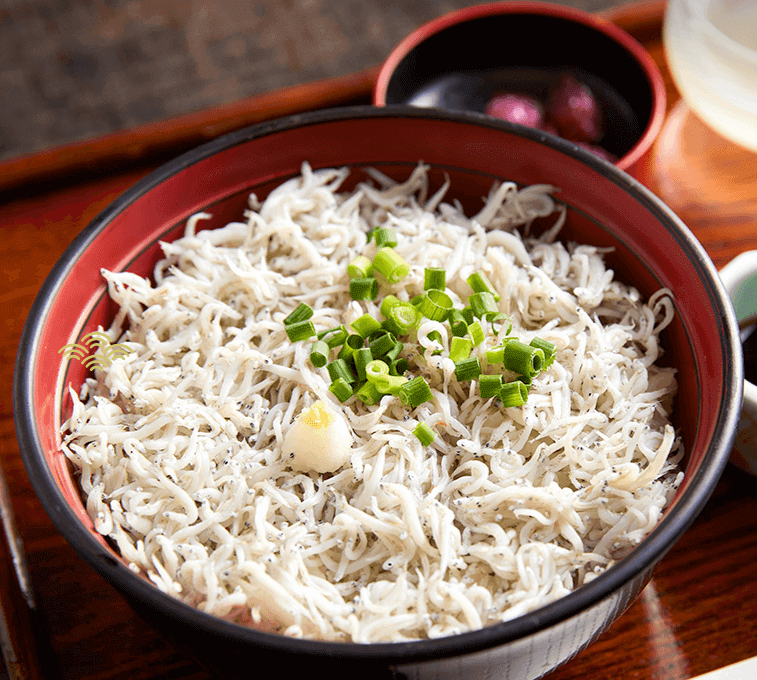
374 1 666 177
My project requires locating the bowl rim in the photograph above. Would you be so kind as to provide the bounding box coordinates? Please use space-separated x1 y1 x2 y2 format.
14 105 740 663
372 0 667 172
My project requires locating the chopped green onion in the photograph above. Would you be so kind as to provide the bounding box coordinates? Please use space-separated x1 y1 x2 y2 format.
467 320 485 347
383 302 421 336
373 226 398 249
351 314 382 338
327 358 357 384
385 339 404 362
413 422 436 446
504 340 545 378
468 292 499 319
448 309 469 337
530 337 557 369
449 336 472 362
417 289 453 322
285 319 316 342
467 272 500 301
309 340 330 367
284 303 314 326
355 380 382 405
329 378 354 402
461 306 475 325
318 325 348 349
338 334 365 361
374 374 409 394
347 255 374 279
399 376 434 408
500 380 529 407
390 357 410 375
410 295 424 307
454 356 482 382
365 360 390 382
350 277 379 301
380 295 402 318
423 267 446 291
354 347 373 382
369 331 397 357
373 247 410 284
479 374 503 399
485 344 506 364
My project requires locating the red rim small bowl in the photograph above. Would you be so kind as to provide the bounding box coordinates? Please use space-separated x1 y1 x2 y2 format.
14 106 738 680
374 1 666 177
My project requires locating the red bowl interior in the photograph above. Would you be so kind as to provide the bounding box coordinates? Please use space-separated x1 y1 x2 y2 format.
374 1 666 177
17 107 739 660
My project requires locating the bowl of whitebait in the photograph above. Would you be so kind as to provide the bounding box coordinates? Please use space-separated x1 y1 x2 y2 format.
374 1 667 179
15 106 741 680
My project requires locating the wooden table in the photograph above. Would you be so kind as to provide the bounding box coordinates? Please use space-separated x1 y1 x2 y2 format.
1 2 755 678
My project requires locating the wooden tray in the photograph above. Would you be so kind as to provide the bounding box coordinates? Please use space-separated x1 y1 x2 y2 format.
2 3 756 679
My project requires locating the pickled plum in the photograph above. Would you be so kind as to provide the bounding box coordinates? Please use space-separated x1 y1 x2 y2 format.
483 73 615 162
547 74 602 143
485 93 544 128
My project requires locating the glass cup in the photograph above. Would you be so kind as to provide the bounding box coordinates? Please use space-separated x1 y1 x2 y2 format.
648 0 757 249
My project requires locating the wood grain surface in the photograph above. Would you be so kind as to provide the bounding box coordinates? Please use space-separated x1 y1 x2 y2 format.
1 2 756 679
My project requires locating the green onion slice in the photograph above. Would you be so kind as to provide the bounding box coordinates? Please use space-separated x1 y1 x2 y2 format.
504 340 545 378
355 381 382 405
283 303 314 326
285 319 316 342
373 247 410 284
329 378 354 402
467 272 500 301
399 376 434 408
373 226 398 249
354 347 373 382
365 360 390 382
318 325 348 349
423 267 446 291
383 302 421 336
479 374 503 399
347 255 374 279
454 356 482 382
417 289 453 322
467 320 485 347
350 277 379 301
530 337 556 369
338 334 364 361
385 339 404 362
448 309 469 337
351 314 382 339
485 344 506 364
449 336 472 362
500 380 529 407
374 374 409 395
413 421 436 446
369 331 397 357
468 292 499 319
380 295 401 318
390 357 410 375
327 358 357 384
309 340 330 368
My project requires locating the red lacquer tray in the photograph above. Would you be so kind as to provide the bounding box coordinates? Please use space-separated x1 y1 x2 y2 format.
1 2 755 679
